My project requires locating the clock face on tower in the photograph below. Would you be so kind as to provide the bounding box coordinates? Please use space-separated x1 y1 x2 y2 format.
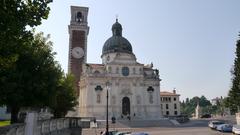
72 47 84 59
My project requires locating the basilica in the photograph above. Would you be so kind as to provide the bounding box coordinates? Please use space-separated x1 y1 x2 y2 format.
68 6 162 120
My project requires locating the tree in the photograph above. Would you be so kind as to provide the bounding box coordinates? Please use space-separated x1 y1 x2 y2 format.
0 0 78 123
0 32 63 123
0 0 53 123
226 35 240 113
181 96 212 116
199 96 211 107
186 98 190 104
0 0 53 89
0 0 52 69
51 74 78 118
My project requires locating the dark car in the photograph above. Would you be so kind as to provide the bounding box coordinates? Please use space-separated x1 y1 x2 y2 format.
100 130 118 135
201 114 211 118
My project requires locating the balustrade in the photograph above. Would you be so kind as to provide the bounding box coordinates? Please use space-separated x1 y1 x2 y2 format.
0 117 94 135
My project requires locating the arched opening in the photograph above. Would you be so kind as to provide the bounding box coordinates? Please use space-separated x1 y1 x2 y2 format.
76 12 83 22
122 97 130 115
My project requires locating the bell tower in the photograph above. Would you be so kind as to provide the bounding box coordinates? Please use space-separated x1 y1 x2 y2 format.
68 6 89 96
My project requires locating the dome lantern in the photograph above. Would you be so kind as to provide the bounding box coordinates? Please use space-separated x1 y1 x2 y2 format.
112 19 122 36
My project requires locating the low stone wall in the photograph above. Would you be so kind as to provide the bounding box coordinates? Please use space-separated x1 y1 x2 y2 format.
0 116 94 135
236 113 240 125
0 124 25 135
36 118 70 135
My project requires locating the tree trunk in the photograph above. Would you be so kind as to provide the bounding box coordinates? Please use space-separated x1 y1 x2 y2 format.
10 106 20 124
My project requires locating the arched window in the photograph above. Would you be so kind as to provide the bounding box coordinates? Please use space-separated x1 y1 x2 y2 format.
147 86 154 104
139 68 143 74
149 93 153 104
111 96 116 104
107 56 110 61
76 12 83 22
133 68 136 74
116 67 119 74
97 94 101 103
136 95 141 104
108 66 112 73
94 70 100 74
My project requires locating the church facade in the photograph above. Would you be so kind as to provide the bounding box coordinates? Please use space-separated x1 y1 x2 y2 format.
68 6 162 120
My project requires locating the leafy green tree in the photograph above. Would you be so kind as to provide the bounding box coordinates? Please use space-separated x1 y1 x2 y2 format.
0 0 52 68
186 98 189 104
0 0 53 123
226 35 240 113
181 96 212 116
51 74 78 118
0 32 62 123
199 96 211 107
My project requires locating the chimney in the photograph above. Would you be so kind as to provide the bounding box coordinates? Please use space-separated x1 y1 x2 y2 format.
173 89 176 94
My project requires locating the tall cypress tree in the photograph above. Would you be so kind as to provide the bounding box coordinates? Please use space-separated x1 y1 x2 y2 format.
227 34 240 113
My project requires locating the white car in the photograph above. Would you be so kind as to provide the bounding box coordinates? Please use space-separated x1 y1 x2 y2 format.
114 132 131 135
233 125 240 134
115 131 131 135
208 120 225 129
131 133 149 135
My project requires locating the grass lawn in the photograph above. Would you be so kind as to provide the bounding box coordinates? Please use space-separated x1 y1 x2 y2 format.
0 121 10 127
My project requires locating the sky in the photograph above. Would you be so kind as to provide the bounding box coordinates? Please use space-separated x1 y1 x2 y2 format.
36 0 240 101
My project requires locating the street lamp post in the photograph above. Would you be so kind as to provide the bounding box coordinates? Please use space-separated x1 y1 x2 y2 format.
106 82 110 135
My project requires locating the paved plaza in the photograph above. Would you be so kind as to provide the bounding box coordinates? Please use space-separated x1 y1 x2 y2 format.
82 127 232 135
82 118 235 135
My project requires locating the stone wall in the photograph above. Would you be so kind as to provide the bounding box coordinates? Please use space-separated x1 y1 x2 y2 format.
236 112 240 125
0 114 93 135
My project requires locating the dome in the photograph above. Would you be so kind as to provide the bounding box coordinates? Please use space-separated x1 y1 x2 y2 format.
102 19 133 55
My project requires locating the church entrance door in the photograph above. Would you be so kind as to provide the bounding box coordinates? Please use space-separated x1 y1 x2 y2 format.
122 97 130 115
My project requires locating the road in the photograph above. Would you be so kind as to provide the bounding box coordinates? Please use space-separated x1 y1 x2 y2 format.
134 127 232 135
82 119 234 135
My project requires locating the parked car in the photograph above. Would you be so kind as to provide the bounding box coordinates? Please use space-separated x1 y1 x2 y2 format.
131 133 149 135
201 114 211 118
216 124 233 132
114 131 131 135
208 120 225 129
233 124 240 135
100 130 118 135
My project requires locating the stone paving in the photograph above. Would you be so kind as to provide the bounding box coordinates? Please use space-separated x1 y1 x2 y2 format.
82 127 232 135
82 118 235 135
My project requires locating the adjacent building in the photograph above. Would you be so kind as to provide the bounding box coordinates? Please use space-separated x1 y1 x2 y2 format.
0 106 11 120
160 90 180 116
211 97 223 106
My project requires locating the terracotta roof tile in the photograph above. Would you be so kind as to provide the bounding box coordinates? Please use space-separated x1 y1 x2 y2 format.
160 91 180 96
87 63 104 68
